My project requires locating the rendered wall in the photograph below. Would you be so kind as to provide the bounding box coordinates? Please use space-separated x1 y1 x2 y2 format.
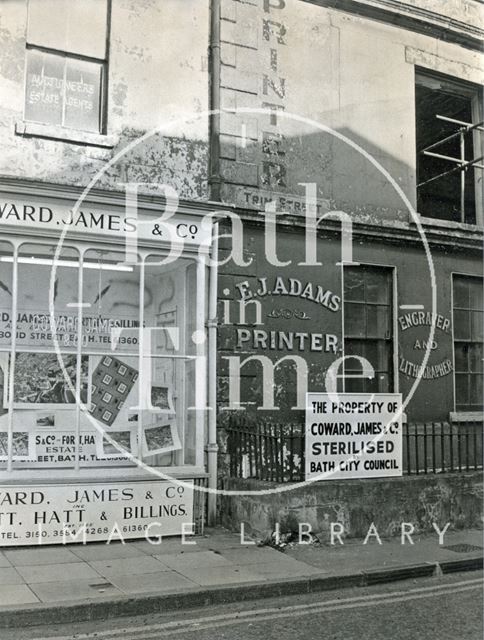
218 0 484 219
0 0 210 199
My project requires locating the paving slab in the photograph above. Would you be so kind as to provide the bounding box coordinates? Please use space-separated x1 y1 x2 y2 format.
0 552 12 568
131 538 203 556
217 545 285 565
0 567 25 585
177 564 264 586
248 557 324 579
4 547 79 566
71 542 147 562
29 578 122 604
0 585 39 607
196 534 251 550
109 570 198 595
16 561 100 584
89 555 169 578
154 549 234 570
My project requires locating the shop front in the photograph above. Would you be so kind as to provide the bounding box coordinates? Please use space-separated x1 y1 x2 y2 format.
0 179 214 547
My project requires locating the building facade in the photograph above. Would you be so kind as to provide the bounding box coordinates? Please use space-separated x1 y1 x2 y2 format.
0 0 482 545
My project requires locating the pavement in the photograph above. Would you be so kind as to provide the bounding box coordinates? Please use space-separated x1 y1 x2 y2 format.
0 527 482 629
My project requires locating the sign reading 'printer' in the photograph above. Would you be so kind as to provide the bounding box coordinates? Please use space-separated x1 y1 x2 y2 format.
305 393 403 480
0 480 194 546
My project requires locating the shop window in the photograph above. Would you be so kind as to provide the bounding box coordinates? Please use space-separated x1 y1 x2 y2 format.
24 0 109 134
453 275 483 412
416 70 483 225
0 242 205 475
344 266 394 393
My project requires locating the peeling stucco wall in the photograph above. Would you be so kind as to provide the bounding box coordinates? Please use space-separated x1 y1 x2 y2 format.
0 0 210 199
217 0 484 220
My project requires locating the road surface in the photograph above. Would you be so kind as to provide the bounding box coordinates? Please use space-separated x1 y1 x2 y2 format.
4 570 482 640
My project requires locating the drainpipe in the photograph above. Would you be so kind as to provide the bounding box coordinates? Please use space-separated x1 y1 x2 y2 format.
206 0 222 527
206 223 219 526
209 0 222 202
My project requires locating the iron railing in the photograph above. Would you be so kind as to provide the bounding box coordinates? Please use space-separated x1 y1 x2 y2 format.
226 417 483 482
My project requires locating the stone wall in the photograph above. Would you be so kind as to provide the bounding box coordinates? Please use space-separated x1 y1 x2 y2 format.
220 473 483 539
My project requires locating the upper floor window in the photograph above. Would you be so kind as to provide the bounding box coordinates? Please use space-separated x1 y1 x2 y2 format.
24 0 109 134
415 70 483 226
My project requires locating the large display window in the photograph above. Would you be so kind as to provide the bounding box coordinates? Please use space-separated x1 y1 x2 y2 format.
0 238 207 478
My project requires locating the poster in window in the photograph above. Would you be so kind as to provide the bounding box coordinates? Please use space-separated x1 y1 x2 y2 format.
142 420 180 457
13 353 89 408
89 355 138 426
36 412 55 427
0 431 34 460
151 385 174 413
96 429 137 460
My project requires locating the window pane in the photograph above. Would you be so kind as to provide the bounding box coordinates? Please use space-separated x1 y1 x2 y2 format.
453 309 471 340
17 244 79 350
471 311 483 342
469 375 483 408
453 277 469 308
344 303 366 337
82 250 141 355
366 305 390 339
366 272 390 304
25 49 64 126
344 269 364 302
28 0 108 59
470 280 483 310
454 343 469 372
64 58 102 133
469 344 483 373
455 374 469 408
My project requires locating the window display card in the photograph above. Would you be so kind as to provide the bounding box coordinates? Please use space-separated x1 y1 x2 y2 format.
0 431 34 460
142 420 181 457
12 352 89 409
89 355 138 426
97 429 137 460
150 385 174 413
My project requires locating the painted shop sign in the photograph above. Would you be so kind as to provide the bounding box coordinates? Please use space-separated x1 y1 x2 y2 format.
0 480 194 546
398 311 453 379
306 393 403 480
0 195 211 247
235 277 341 311
234 276 340 354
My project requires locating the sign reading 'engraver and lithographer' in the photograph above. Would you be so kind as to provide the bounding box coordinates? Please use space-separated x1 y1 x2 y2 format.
305 393 403 480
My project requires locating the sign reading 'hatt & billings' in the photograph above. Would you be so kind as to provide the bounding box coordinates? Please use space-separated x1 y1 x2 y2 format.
0 480 193 546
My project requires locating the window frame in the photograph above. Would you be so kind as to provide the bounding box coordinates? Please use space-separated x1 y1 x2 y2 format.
0 234 208 481
20 0 112 140
451 272 484 414
415 68 484 227
342 264 398 395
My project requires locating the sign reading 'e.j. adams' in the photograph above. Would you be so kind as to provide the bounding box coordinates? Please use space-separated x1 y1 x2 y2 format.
0 480 194 546
306 393 403 480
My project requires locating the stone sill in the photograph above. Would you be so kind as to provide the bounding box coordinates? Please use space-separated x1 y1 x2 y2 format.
419 216 484 234
450 412 484 423
15 121 117 149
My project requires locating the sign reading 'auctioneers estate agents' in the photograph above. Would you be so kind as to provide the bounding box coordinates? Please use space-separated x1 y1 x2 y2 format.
0 480 194 546
306 393 403 480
